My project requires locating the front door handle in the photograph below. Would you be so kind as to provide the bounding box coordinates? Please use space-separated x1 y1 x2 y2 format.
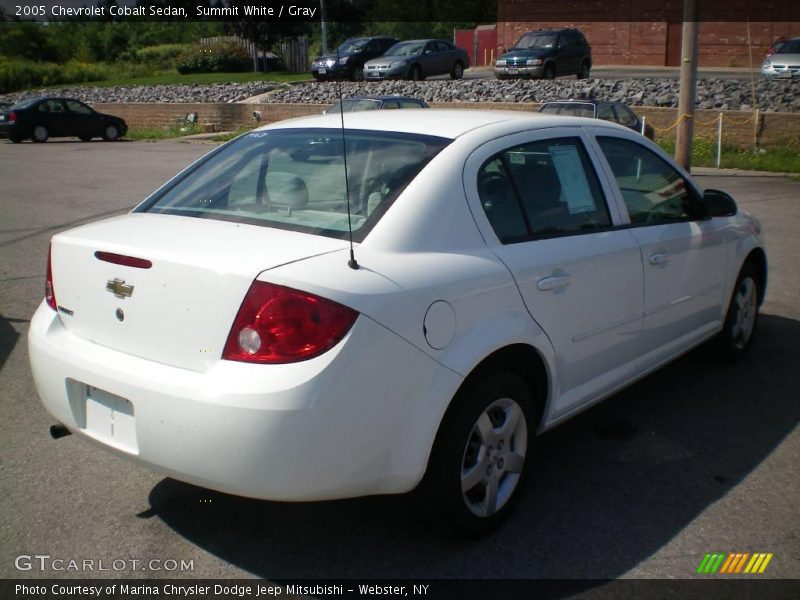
649 252 671 266
537 274 573 291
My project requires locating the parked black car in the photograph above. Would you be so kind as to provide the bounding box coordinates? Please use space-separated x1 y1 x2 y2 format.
325 96 429 113
311 37 399 81
0 97 127 143
538 99 655 139
495 28 592 80
363 39 470 81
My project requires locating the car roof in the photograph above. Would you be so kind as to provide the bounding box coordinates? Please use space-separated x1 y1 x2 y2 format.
339 96 425 102
542 99 623 107
261 109 625 140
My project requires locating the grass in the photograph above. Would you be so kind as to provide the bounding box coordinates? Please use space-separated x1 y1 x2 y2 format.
126 123 204 140
658 138 800 174
211 127 256 142
54 71 309 89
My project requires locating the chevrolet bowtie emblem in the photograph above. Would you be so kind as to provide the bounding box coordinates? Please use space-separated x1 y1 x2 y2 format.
106 278 134 299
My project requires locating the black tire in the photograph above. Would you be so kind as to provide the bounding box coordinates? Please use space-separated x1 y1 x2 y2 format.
577 60 591 79
418 372 535 537
450 61 464 80
718 261 761 361
408 64 423 81
79 136 92 142
9 136 23 143
31 125 49 143
543 63 556 80
351 65 364 82
102 124 120 142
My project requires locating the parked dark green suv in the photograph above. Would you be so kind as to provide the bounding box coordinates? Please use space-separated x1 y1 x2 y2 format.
494 28 592 80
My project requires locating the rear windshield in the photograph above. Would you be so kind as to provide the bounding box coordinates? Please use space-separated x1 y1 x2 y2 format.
10 98 39 110
138 128 450 241
539 103 595 118
327 99 382 113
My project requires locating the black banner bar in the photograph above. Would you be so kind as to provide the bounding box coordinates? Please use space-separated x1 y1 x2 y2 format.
3 579 800 600
1 0 799 23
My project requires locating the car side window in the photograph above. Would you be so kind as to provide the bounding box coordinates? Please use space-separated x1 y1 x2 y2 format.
365 41 379 53
398 100 424 108
613 105 637 127
436 41 452 52
66 100 92 115
478 137 611 243
423 42 436 54
597 104 615 122
597 136 697 224
39 100 65 113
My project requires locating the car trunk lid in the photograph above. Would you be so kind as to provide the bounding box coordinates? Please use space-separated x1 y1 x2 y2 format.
49 213 349 372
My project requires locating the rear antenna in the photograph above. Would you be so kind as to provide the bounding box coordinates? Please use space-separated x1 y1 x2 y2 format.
336 44 359 270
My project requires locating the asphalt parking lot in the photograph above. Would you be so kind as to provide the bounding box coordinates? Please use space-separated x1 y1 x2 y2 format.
0 139 798 586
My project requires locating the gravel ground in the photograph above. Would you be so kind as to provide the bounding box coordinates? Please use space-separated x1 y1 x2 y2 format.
1 77 798 112
0 82 285 105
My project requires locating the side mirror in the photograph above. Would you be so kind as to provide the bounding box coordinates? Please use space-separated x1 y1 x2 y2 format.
703 189 738 217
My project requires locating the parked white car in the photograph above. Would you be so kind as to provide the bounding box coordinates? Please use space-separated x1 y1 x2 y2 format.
29 110 766 535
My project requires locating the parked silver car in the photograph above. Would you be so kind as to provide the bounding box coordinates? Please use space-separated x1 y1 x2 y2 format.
363 39 469 81
761 37 800 79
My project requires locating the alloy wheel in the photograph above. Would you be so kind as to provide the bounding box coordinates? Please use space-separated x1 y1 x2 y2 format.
460 397 528 518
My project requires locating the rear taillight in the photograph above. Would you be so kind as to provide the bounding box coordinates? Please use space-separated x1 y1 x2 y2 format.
45 244 57 311
223 281 358 364
8 110 16 123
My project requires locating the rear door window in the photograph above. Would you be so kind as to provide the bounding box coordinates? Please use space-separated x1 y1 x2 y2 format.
477 137 611 242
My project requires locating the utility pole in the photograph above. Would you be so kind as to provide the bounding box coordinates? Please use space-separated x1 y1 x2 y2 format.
320 0 328 55
675 0 699 171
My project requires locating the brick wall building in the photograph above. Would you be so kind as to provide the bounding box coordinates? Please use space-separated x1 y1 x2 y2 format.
497 1 800 67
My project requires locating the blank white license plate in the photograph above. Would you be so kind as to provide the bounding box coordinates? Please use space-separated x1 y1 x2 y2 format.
85 385 138 454
507 68 519 75
318 68 326 74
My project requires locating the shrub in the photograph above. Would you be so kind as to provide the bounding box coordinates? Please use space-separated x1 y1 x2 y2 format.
176 43 251 74
132 44 193 70
0 57 156 93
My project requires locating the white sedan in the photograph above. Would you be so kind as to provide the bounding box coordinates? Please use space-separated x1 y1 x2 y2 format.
29 110 766 535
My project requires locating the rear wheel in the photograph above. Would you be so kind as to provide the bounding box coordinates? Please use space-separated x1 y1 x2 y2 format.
718 262 761 360
450 61 464 80
32 125 49 143
577 60 591 79
419 372 534 536
543 63 556 80
103 124 120 141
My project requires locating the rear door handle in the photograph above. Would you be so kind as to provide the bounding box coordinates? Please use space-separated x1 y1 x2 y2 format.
649 252 671 266
537 274 573 291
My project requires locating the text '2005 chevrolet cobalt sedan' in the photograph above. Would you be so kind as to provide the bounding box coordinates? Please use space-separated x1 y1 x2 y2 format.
29 110 766 535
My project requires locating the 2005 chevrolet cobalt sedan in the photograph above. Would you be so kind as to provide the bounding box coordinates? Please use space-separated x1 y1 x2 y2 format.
29 110 766 535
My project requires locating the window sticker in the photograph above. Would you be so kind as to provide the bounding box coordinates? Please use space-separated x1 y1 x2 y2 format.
548 145 596 214
508 151 526 165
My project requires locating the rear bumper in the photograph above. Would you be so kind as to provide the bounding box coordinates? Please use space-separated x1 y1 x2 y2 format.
29 302 461 501
0 122 17 138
